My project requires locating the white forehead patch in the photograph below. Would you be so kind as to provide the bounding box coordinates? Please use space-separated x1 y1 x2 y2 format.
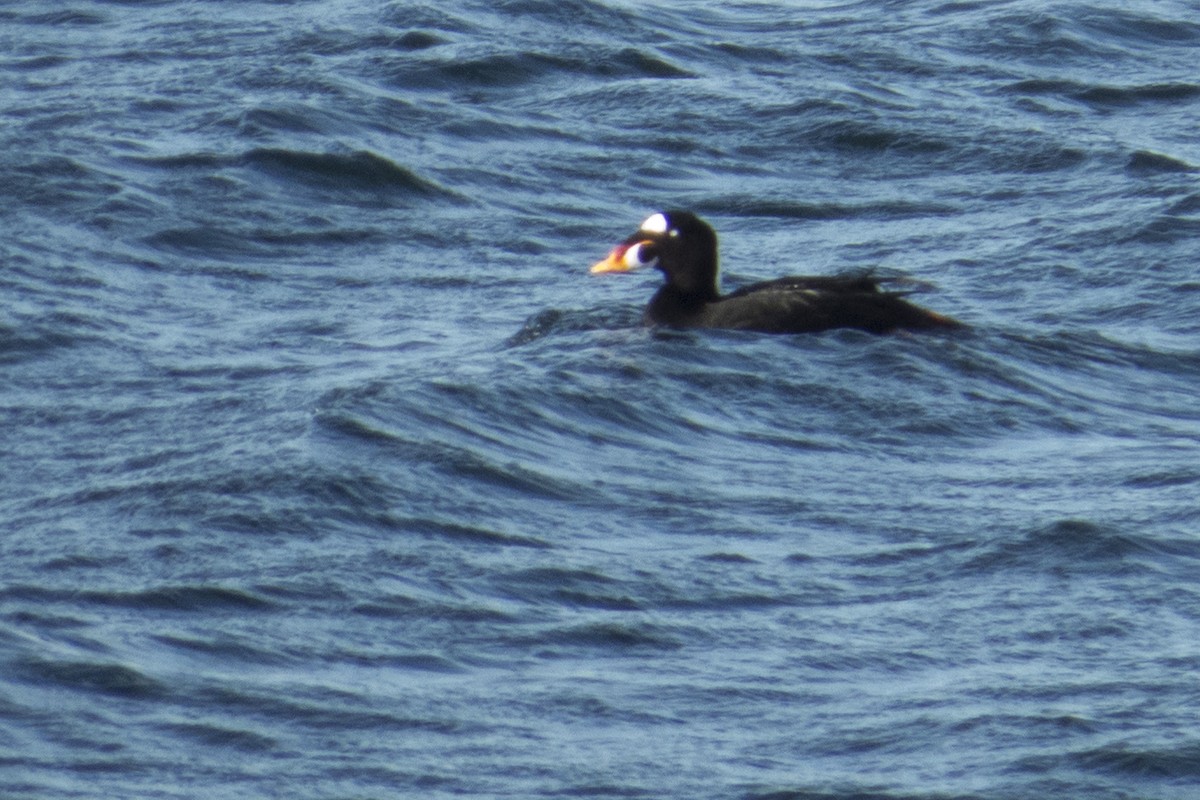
639 212 670 235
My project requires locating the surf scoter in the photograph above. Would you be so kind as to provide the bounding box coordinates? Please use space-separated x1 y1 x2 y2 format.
590 211 962 334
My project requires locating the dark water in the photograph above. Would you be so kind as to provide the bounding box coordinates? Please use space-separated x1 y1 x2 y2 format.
4 1 1200 798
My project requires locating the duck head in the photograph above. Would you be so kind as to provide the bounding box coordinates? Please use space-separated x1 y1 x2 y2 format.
590 210 719 300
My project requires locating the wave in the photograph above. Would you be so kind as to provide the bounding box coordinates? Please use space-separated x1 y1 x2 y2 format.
961 519 1191 576
1005 78 1200 110
0 583 277 613
6 1 1200 798
12 657 166 700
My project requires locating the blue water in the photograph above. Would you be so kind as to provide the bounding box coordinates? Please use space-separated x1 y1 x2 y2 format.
4 1 1200 798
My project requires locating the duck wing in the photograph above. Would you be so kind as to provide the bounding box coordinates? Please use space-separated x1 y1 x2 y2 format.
703 275 960 334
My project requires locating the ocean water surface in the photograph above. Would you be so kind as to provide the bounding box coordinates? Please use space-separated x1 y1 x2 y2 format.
3 1 1200 798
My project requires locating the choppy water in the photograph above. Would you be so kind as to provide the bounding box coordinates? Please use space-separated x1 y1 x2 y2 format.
4 1 1200 798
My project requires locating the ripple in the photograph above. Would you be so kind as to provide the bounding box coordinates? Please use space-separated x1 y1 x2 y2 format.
962 519 1175 576
1006 78 1200 109
16 657 166 700
529 621 684 653
1126 150 1196 174
385 46 693 95
87 585 278 613
243 147 465 202
157 721 277 752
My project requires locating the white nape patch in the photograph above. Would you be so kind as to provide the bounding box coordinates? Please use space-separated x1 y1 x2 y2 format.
623 242 658 269
639 212 670 235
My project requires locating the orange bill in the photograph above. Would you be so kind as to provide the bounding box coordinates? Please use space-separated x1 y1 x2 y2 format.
590 244 632 274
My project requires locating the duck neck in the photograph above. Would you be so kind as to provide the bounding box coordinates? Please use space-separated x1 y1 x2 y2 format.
647 283 714 325
662 256 720 302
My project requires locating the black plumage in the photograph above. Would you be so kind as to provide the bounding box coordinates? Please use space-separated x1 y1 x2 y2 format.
591 211 962 335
